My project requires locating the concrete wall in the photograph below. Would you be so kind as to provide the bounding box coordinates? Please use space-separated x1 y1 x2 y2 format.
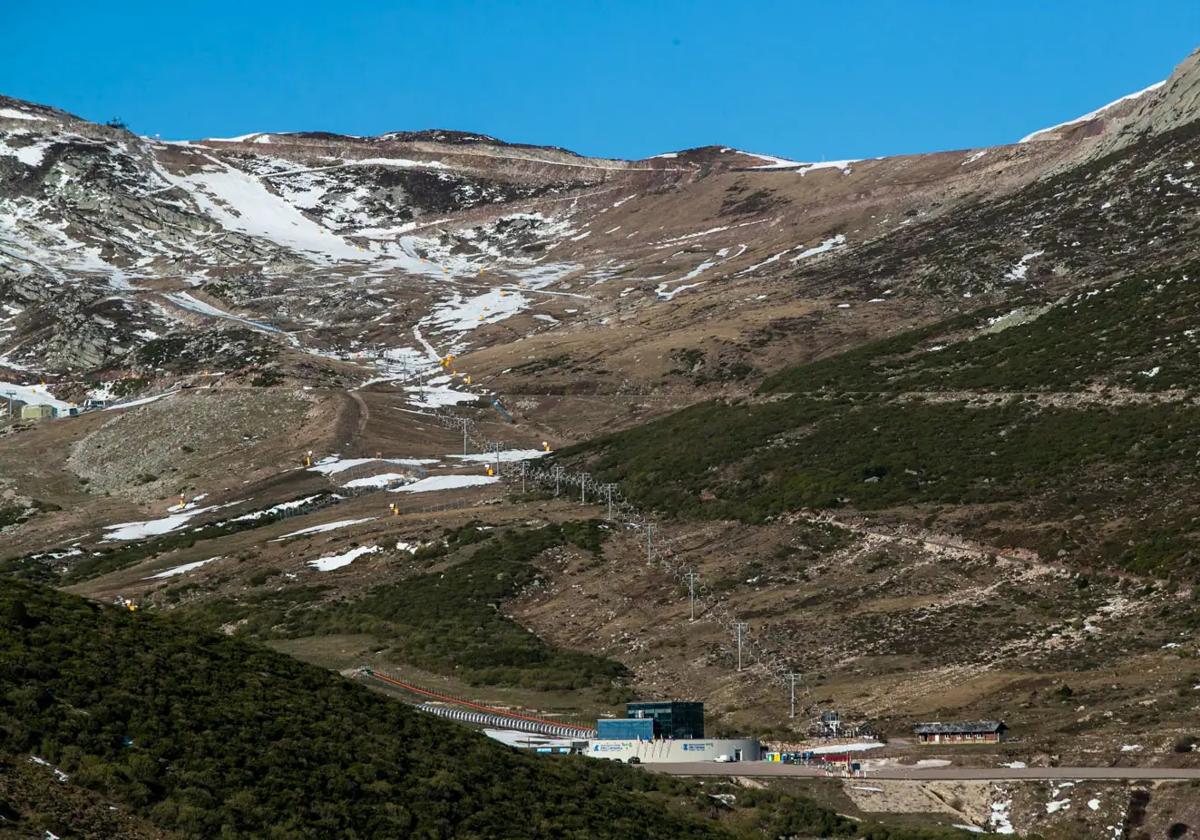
585 738 761 763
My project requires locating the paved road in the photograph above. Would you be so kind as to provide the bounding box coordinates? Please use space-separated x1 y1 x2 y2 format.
647 762 1200 781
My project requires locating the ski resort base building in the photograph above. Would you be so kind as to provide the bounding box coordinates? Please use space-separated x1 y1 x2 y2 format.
588 700 762 763
587 737 762 763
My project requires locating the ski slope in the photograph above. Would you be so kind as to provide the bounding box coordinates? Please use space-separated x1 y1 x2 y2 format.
162 157 368 262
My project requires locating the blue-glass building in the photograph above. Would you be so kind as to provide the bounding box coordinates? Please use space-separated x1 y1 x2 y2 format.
624 701 705 739
595 718 656 741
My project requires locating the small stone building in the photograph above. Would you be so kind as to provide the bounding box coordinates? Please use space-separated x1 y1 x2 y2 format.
914 720 1008 745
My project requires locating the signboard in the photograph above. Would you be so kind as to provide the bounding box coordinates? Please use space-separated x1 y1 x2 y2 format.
592 742 632 752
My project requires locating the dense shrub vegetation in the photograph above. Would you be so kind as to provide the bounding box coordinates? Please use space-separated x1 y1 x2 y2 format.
186 521 629 691
764 267 1200 395
568 266 1200 577
0 577 720 838
0 578 990 839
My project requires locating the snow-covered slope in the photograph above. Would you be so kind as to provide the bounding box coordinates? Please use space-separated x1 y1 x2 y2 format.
1019 81 1167 143
3 46 1200 389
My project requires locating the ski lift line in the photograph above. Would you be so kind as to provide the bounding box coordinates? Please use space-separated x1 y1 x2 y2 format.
494 454 798 681
414 348 807 696
418 704 591 739
364 668 595 735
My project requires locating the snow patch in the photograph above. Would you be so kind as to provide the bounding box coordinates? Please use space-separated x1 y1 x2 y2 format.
309 455 436 475
145 557 221 579
390 475 498 493
1003 251 1045 283
990 800 1015 835
228 495 325 522
159 157 367 262
448 449 549 464
341 472 413 489
272 517 376 541
0 381 72 411
741 151 857 174
309 545 379 572
0 107 43 121
103 505 222 541
1020 81 1165 143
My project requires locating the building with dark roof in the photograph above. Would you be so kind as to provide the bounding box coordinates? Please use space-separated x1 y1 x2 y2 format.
913 720 1008 745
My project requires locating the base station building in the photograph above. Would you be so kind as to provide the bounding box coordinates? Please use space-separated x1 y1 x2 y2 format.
588 700 761 763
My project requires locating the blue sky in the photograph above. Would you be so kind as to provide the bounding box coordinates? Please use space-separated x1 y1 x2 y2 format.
2 2 1197 160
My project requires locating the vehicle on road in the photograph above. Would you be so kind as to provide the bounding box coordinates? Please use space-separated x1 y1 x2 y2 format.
714 754 736 763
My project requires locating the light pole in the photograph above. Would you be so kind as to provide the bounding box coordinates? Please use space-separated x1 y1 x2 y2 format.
734 621 749 672
685 569 699 621
786 672 802 718
457 418 471 456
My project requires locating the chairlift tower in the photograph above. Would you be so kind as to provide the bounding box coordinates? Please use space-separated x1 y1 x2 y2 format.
685 569 700 621
734 621 749 672
456 417 472 456
786 672 803 718
602 483 616 520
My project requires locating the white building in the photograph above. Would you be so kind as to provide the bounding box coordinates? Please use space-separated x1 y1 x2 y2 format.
586 738 761 763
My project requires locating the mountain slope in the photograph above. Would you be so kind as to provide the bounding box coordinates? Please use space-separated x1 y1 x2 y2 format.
0 576 726 839
5 46 1200 840
7 53 1198 388
0 576 990 840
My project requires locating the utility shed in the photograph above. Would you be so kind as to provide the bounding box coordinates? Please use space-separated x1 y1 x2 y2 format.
20 404 55 420
913 720 1008 745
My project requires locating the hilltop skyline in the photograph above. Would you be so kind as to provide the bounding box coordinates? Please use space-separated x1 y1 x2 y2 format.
2 1 1198 160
